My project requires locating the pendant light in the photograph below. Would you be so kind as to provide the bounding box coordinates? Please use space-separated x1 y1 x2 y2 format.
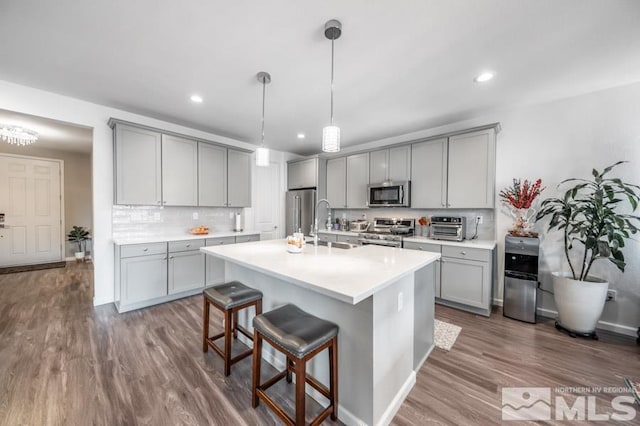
322 19 342 153
255 71 271 167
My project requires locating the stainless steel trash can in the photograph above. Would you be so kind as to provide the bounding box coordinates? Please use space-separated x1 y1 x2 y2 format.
503 236 539 324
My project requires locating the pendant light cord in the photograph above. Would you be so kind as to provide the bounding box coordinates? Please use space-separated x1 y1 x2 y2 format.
261 77 266 147
330 38 335 125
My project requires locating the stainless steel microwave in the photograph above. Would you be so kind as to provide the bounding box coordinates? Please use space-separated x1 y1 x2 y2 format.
367 181 410 207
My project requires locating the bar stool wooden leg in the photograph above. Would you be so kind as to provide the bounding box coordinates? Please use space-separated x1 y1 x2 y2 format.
252 329 262 408
202 297 210 353
232 310 239 339
294 359 306 426
286 356 293 383
224 309 233 376
329 337 338 421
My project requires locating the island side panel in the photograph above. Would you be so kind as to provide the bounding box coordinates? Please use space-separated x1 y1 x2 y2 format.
414 263 436 370
372 273 416 424
226 261 375 426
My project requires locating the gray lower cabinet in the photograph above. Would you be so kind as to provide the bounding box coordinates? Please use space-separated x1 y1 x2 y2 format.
119 251 168 306
336 234 360 245
317 232 338 243
440 256 490 309
403 241 493 315
235 234 260 243
116 234 259 312
168 239 205 294
168 250 205 294
403 241 441 298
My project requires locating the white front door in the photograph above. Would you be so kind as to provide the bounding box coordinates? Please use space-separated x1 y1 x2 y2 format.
253 161 281 240
0 154 63 267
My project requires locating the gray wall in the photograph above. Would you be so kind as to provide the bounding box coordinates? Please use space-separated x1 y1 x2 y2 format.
0 145 92 258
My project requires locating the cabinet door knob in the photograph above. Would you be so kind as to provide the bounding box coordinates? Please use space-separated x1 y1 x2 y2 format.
143 248 148 252
186 244 191 247
169 256 174 259
441 259 446 263
162 257 167 260
157 201 161 204
441 203 445 207
460 251 466 255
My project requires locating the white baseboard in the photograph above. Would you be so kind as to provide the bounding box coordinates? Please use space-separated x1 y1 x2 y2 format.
493 298 503 306
93 296 114 307
376 371 416 426
65 256 92 262
536 307 637 337
415 343 435 372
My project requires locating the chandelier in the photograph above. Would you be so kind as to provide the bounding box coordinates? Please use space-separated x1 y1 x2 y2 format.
0 124 38 146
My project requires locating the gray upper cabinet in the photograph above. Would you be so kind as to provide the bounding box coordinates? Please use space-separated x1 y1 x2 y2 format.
198 143 227 207
227 149 251 207
447 128 496 208
288 158 318 189
370 145 411 183
162 134 198 206
411 138 448 208
346 153 370 208
326 157 347 208
114 124 162 205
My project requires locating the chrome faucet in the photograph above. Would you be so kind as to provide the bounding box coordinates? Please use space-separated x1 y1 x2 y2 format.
313 198 332 246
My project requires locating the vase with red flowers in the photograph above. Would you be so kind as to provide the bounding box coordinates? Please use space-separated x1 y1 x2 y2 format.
499 178 545 236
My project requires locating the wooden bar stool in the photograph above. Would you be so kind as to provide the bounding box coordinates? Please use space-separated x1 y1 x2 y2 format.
202 281 263 376
252 304 339 426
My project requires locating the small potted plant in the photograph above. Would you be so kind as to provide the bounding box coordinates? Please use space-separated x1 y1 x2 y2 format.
536 161 639 337
67 226 90 261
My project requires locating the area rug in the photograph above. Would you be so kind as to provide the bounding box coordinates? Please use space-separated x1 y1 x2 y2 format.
0 261 66 275
434 319 462 351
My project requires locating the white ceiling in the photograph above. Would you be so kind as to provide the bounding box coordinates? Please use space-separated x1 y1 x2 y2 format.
1 1 639 155
0 109 92 153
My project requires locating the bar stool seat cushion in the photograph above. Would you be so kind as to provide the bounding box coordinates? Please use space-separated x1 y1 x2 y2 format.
204 281 263 309
253 304 339 358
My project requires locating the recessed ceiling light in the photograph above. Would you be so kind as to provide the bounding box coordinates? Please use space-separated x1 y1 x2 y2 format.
297 133 305 139
190 94 203 103
474 72 495 83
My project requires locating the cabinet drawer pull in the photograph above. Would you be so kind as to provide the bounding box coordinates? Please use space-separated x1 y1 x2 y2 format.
418 247 423 250
169 256 174 259
143 248 148 252
460 251 466 255
162 257 167 260
186 244 191 248
441 259 446 263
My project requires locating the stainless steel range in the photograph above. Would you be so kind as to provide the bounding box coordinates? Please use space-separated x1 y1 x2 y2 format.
358 218 415 248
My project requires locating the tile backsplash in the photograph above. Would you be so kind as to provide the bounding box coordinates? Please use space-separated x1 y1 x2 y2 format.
331 208 496 240
112 206 244 239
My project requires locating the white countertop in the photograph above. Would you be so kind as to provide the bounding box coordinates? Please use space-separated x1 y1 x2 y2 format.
201 239 440 305
402 236 497 250
113 230 260 245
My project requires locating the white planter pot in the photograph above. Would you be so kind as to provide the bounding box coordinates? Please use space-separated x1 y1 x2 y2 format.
74 252 85 261
552 272 609 334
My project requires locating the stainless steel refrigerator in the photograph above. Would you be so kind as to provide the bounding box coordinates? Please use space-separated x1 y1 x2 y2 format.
285 189 316 236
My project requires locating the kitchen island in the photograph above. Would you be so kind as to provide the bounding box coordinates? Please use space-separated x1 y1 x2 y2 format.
201 239 439 426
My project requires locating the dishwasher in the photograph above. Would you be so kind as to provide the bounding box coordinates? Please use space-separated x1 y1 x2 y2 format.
503 235 540 323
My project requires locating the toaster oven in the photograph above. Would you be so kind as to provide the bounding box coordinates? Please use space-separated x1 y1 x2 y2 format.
430 216 467 241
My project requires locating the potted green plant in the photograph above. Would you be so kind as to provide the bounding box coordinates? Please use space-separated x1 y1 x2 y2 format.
536 161 640 337
67 226 90 261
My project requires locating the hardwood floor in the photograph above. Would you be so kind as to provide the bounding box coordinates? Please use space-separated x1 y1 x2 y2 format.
0 263 638 425
394 306 640 425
